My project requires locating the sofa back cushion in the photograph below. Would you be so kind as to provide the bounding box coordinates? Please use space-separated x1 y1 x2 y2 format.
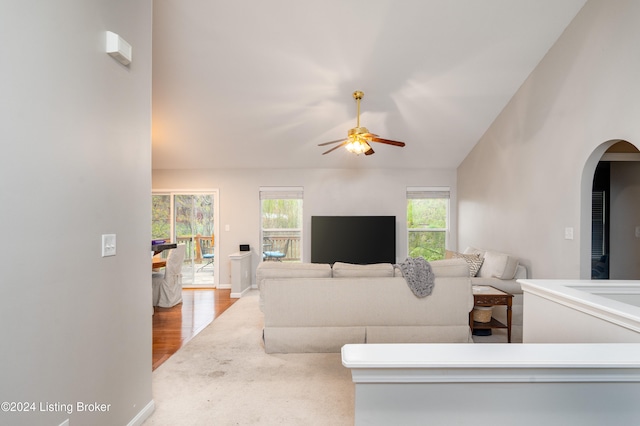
256 262 331 284
428 258 470 277
256 262 332 310
332 262 394 278
393 258 470 278
463 247 519 280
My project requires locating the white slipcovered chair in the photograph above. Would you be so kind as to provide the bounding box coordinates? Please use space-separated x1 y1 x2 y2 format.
152 243 185 308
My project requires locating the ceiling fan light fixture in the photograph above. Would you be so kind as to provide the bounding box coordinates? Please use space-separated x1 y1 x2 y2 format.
345 138 369 155
318 91 406 156
345 127 371 154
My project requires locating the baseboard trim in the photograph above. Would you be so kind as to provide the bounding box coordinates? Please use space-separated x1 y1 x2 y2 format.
127 399 155 426
231 287 252 299
217 283 231 289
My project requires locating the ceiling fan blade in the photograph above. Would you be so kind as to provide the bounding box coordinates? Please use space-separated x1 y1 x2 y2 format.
361 133 378 139
364 146 375 155
318 138 346 146
322 141 348 155
370 137 406 147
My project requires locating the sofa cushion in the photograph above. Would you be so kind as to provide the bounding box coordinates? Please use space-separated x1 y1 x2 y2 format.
256 262 332 310
393 258 469 278
451 252 484 277
256 262 331 281
477 251 519 280
463 246 485 257
471 277 522 295
332 262 394 278
428 258 470 277
263 277 473 327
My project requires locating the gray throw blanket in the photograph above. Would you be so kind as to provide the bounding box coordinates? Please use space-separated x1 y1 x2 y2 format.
394 257 435 298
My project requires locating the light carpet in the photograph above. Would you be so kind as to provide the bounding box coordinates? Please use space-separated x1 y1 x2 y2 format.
472 328 520 343
144 290 354 426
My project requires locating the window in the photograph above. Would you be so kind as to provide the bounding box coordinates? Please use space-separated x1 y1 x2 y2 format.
407 187 450 261
260 187 303 262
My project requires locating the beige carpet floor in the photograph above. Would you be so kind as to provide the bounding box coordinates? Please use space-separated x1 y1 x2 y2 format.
472 327 522 343
144 290 354 426
145 289 518 425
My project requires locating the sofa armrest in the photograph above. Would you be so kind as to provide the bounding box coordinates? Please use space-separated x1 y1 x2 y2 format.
514 264 527 279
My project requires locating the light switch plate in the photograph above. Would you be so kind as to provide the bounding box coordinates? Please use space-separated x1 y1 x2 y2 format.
564 227 574 240
102 234 116 257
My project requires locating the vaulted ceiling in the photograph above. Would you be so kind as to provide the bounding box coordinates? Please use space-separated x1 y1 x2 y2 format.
152 0 587 170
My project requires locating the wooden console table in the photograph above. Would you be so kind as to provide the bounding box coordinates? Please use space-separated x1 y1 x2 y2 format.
470 285 513 343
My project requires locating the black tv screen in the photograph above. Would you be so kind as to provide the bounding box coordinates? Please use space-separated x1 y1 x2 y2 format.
311 216 396 264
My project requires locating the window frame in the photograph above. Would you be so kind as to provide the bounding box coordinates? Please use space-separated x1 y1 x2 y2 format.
259 186 303 262
406 186 451 261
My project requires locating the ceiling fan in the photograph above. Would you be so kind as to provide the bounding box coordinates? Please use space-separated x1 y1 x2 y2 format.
318 91 406 156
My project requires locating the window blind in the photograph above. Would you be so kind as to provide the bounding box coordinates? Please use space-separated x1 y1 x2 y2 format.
406 187 450 199
259 187 304 200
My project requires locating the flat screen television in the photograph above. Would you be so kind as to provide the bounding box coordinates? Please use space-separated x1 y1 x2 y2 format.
311 216 396 264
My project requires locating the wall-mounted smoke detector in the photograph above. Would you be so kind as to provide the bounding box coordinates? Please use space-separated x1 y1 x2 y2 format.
106 31 132 66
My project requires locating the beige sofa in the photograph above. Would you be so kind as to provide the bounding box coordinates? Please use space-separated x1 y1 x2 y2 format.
257 259 474 353
451 247 527 342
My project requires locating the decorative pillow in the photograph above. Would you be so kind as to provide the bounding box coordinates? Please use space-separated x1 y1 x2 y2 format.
452 252 484 277
478 251 519 280
332 262 394 278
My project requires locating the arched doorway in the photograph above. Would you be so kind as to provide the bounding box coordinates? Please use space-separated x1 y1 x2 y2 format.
580 140 640 279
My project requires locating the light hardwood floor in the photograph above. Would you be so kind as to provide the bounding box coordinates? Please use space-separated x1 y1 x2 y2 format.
152 288 236 370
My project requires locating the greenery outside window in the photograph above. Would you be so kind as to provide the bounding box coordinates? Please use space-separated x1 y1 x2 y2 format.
152 191 217 286
260 187 303 262
407 187 450 261
152 194 171 240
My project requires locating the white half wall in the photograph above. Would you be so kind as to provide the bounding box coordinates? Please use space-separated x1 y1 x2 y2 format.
343 342 640 426
520 279 640 343
0 2 153 425
457 0 640 279
152 167 457 284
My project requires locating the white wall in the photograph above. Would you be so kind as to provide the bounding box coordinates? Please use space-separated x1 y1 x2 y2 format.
610 162 640 279
0 2 153 425
457 0 640 279
152 168 456 284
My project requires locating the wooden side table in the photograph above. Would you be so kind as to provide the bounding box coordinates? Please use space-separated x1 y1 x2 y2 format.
470 285 513 343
